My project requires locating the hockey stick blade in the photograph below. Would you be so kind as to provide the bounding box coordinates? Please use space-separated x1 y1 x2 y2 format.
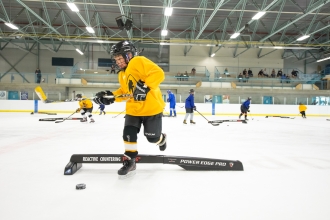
55 120 64 123
209 120 247 124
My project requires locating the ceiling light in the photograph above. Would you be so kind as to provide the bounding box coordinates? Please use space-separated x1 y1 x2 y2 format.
164 7 173 16
211 53 215 57
317 57 330 62
258 46 319 50
158 42 217 46
86 27 95 33
5 23 19 30
297 35 310 41
161 30 168 36
252 12 266 20
67 3 79 12
76 48 84 55
230 33 240 39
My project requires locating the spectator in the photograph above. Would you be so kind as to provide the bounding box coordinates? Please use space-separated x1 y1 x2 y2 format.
175 72 181 81
238 73 243 82
271 69 276 78
286 75 291 83
299 103 307 118
244 74 249 83
258 69 264 77
277 69 283 77
191 67 196 76
243 68 247 76
180 72 184 81
291 69 298 78
35 68 41 84
110 65 116 74
281 74 286 83
183 71 189 81
248 68 253 77
224 68 229 76
263 68 269 77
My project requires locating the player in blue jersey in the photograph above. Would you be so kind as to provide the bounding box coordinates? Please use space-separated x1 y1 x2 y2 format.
167 90 176 117
239 97 251 120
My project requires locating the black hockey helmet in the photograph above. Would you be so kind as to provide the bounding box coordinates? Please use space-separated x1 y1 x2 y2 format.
248 97 252 100
189 89 195 93
111 41 137 62
76 94 82 98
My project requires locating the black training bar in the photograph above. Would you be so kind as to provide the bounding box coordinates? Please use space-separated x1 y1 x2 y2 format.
64 154 244 175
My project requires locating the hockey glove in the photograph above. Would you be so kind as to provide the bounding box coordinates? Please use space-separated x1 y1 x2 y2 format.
133 80 150 101
247 109 250 112
76 108 80 113
93 90 115 105
193 106 196 111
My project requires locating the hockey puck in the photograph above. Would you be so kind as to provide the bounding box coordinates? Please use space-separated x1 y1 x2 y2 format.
76 183 86 190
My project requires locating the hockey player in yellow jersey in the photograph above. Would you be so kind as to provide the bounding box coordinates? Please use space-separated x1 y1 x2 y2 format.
93 40 166 178
76 94 95 123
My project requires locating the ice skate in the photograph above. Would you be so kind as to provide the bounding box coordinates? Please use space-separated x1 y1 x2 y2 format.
190 120 196 124
118 155 136 179
90 118 95 123
157 133 167 151
80 117 87 122
103 111 106 115
183 120 187 124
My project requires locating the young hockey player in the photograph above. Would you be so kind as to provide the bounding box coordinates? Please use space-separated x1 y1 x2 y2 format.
167 90 176 117
99 104 106 115
183 89 196 124
76 94 95 123
239 97 251 120
299 103 307 118
93 40 166 178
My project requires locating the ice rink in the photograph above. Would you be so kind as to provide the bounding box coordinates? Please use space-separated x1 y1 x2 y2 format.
1 112 330 220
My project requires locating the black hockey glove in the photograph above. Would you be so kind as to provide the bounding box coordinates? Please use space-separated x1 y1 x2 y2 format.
93 90 115 105
133 80 150 101
193 106 196 111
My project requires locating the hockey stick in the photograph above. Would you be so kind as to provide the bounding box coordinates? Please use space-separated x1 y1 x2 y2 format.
209 119 247 124
55 111 77 123
326 119 330 121
266 116 295 119
112 109 126 118
35 86 131 103
39 118 83 121
194 109 220 126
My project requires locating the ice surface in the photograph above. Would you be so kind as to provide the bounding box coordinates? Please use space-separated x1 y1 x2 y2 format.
0 113 330 220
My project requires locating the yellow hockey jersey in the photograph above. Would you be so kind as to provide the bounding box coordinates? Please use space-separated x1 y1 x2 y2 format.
78 97 93 109
299 104 307 112
112 56 165 116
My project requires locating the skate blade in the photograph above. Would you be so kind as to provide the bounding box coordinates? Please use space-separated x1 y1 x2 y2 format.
118 170 136 180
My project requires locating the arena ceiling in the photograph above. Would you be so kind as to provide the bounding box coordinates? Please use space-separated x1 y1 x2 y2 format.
1 0 330 62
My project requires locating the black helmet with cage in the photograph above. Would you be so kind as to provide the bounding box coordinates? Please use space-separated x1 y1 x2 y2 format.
76 94 82 98
111 40 137 63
